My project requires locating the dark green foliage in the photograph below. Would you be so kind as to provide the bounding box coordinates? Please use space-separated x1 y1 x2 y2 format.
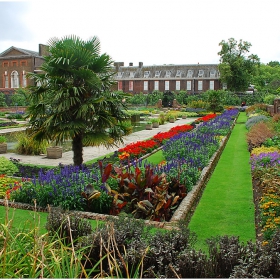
44 208 280 278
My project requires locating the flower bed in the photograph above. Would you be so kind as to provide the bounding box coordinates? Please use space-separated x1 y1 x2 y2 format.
250 149 280 241
2 109 239 223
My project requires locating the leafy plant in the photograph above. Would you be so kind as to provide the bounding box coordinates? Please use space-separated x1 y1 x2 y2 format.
0 156 19 175
15 131 49 155
0 135 6 143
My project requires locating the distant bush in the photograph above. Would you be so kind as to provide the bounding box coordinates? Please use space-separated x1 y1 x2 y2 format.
246 122 275 152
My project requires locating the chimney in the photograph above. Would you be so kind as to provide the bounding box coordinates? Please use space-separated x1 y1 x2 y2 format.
114 62 124 71
39 44 50 56
139 62 143 68
129 62 133 66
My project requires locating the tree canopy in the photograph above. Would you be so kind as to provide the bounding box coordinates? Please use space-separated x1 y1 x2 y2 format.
218 38 260 92
26 35 129 166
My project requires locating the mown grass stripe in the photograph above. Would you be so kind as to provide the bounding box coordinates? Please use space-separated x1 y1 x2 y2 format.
188 112 256 250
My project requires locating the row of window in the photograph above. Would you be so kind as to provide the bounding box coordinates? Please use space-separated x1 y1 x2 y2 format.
2 60 28 67
116 69 218 79
118 80 216 91
3 70 27 88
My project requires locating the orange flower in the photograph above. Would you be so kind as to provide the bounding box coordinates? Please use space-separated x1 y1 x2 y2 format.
118 152 130 160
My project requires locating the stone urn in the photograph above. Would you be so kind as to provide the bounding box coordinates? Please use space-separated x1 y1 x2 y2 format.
0 143 7 154
47 146 63 159
169 117 175 123
182 115 187 119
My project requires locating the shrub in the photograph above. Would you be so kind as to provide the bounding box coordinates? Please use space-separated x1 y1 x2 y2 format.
246 122 275 152
245 115 269 130
0 156 18 176
263 94 279 105
15 131 48 155
45 207 93 245
0 135 6 143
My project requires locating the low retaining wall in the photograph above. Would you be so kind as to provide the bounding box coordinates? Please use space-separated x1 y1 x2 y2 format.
0 118 236 230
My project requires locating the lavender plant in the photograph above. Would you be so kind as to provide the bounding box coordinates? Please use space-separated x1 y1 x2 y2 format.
10 163 114 213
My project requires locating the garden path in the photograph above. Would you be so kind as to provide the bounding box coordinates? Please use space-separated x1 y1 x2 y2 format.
0 118 195 166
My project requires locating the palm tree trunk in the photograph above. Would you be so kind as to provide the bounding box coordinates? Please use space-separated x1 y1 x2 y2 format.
72 133 83 166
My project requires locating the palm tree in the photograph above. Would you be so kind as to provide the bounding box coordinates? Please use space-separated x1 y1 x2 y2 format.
26 35 129 166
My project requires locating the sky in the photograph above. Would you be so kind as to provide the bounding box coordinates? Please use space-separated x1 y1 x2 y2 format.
1 0 280 66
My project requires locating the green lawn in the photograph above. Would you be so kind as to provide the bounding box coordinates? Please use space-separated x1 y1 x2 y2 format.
188 112 256 250
0 206 104 235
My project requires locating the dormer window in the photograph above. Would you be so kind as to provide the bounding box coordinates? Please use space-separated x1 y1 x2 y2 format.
198 70 204 77
210 69 216 78
117 72 123 78
165 70 171 78
144 71 150 78
175 70 181 77
129 71 135 78
155 71 161 78
187 70 193 78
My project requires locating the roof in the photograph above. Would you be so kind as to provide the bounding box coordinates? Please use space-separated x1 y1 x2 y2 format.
0 46 39 58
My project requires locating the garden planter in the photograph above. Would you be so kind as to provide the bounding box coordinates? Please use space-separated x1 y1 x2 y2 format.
145 124 152 130
182 115 187 119
47 146 63 159
169 118 175 123
131 114 140 123
152 122 159 128
0 143 7 153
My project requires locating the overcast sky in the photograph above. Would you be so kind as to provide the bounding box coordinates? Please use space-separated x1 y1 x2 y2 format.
1 0 279 66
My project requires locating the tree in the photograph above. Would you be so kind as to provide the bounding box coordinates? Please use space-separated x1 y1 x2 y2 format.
218 38 260 92
251 62 280 93
26 35 129 166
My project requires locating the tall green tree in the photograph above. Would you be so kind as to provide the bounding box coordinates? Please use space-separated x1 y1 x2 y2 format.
26 35 129 166
218 38 260 92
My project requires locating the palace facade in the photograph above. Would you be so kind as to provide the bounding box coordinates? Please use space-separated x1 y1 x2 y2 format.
0 44 222 95
0 44 48 94
113 61 222 94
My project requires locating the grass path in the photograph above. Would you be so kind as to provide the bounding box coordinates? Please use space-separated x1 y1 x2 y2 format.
188 112 256 249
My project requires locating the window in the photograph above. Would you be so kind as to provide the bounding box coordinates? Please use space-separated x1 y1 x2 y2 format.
144 81 148 91
175 70 181 77
187 70 193 78
187 81 192 91
198 81 203 91
129 81 133 91
129 71 135 78
165 81 169 90
3 62 8 67
154 81 159 90
209 80 214 90
20 60 27 66
165 70 171 78
223 83 227 90
12 61 18 67
117 72 123 78
22 71 27 87
4 73 9 88
118 81 123 91
144 71 150 78
155 71 161 78
176 81 180 90
11 71 19 88
198 70 204 77
210 69 216 78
